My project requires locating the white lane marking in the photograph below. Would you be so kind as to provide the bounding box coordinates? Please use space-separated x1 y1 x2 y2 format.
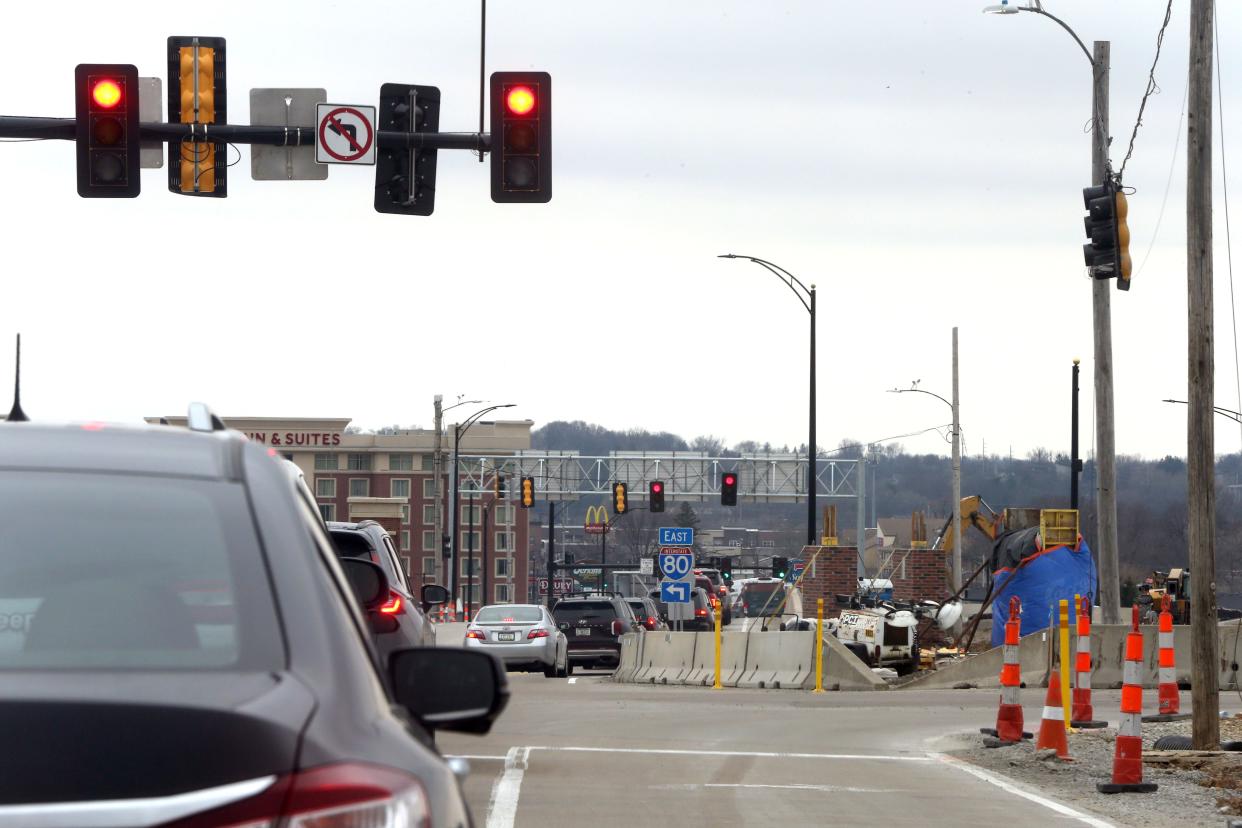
567 677 578 685
525 746 932 762
652 783 910 793
445 754 508 761
484 746 530 828
931 753 1113 828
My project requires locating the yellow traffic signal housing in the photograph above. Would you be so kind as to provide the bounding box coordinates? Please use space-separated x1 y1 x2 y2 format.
1115 190 1132 291
168 36 226 197
613 482 628 514
520 476 535 508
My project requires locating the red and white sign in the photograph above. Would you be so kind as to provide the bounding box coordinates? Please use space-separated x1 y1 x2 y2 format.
315 103 376 165
535 577 575 595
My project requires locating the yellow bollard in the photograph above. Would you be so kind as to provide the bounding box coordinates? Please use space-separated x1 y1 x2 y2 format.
813 598 825 693
1059 599 1072 731
712 598 723 690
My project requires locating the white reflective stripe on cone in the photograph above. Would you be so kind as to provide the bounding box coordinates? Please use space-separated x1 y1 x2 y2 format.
1077 672 1091 690
1158 666 1176 683
1123 661 1141 686
1077 635 1091 653
1042 706 1062 721
1159 632 1174 648
1001 686 1021 705
1002 644 1018 662
1118 713 1143 738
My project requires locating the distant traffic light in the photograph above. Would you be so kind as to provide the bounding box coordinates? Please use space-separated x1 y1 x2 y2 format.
490 71 551 203
613 482 628 514
649 480 665 513
167 37 226 196
520 476 535 508
1082 181 1132 290
772 556 789 579
720 558 733 581
494 471 507 498
441 534 450 559
720 471 738 506
375 83 440 215
75 64 140 197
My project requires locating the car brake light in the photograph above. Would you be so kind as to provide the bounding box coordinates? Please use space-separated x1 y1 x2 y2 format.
611 619 625 636
465 629 486 640
527 628 549 639
647 616 657 629
695 608 708 617
160 762 430 828
379 592 403 614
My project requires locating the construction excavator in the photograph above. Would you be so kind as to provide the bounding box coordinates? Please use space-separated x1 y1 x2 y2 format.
932 496 1078 553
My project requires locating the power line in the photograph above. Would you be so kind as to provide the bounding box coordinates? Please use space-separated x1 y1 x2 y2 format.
1116 0 1175 180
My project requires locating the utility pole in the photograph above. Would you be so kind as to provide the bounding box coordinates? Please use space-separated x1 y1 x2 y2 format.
952 327 962 596
1187 0 1219 751
1091 41 1122 626
809 285 818 548
546 502 556 608
432 395 444 589
1070 360 1082 510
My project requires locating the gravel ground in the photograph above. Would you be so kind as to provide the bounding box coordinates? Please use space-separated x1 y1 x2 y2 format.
943 717 1242 827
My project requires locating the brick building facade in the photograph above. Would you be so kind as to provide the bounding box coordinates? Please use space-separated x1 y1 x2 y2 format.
798 545 951 617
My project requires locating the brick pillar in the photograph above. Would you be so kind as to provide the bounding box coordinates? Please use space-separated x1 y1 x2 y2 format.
798 546 858 619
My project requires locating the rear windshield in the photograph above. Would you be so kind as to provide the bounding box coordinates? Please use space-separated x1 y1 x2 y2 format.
330 531 378 561
553 601 616 624
626 600 648 616
0 471 283 670
742 583 783 605
476 606 543 624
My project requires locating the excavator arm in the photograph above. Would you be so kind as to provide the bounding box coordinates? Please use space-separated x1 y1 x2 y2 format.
933 495 1002 551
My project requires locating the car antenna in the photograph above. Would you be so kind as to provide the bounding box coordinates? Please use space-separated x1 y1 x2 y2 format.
6 333 28 422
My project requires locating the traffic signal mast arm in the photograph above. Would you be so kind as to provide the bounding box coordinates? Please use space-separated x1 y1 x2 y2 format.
0 115 492 152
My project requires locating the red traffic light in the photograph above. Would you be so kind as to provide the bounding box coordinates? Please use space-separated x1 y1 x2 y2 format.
724 474 736 486
91 79 123 109
652 482 663 494
505 85 536 116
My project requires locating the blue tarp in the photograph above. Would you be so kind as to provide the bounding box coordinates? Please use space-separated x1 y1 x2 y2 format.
989 529 1098 647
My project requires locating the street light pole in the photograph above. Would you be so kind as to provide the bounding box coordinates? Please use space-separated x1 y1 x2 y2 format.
719 254 818 547
449 403 515 615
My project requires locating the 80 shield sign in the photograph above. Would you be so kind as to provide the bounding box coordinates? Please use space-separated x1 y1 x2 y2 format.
657 547 693 604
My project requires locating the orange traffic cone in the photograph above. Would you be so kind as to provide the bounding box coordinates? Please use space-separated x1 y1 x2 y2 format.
1143 595 1189 722
1034 672 1070 759
1071 596 1107 728
1098 605 1158 793
981 597 1032 744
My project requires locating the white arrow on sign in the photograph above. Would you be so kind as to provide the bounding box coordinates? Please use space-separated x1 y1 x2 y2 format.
660 581 690 603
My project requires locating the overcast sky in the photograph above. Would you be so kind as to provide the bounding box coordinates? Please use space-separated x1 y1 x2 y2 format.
1 0 1238 460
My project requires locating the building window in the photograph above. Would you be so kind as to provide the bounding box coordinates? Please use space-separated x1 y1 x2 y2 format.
423 531 437 552
459 585 480 607
495 557 512 578
461 557 481 577
422 505 436 524
495 583 512 603
495 532 513 552
462 479 481 493
314 453 337 471
494 504 513 525
421 454 436 471
422 478 438 499
389 453 414 471
315 477 336 498
460 532 481 551
400 530 410 551
461 505 481 524
347 453 372 471
349 478 370 498
401 504 410 524
422 556 437 575
391 479 411 498
761 539 776 548
319 503 336 522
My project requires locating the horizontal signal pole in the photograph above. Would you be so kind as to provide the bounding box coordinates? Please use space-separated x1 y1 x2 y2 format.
0 116 490 151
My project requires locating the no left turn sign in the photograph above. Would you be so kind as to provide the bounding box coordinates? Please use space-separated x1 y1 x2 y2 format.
315 103 376 165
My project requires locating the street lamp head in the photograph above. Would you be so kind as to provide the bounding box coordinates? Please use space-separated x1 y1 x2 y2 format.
717 254 738 259
982 1 1022 14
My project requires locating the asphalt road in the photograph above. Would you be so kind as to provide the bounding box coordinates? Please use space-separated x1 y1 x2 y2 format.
438 669 1120 828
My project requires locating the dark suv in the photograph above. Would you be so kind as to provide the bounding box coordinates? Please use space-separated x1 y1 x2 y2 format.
327 520 435 656
552 593 641 670
626 595 667 631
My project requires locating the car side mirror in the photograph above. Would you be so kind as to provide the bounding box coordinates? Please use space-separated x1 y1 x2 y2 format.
340 558 390 610
389 648 509 734
421 583 449 613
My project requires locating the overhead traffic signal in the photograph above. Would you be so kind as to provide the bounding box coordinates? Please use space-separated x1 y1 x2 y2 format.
494 471 507 498
772 556 789 580
1082 181 1132 290
720 471 738 506
490 71 551 203
167 37 227 196
649 480 665 513
520 476 535 508
75 64 140 197
613 482 628 514
720 558 733 581
375 83 440 216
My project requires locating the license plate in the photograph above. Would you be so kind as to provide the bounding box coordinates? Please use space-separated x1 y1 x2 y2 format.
575 628 591 637
497 632 515 641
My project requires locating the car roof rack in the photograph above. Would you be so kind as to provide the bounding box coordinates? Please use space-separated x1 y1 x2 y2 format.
186 402 227 433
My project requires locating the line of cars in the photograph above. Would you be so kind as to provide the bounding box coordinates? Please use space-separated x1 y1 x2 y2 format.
0 405 508 827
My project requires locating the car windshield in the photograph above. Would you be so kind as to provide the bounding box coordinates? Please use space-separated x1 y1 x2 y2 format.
626 600 647 616
0 471 282 670
553 601 614 624
476 606 543 624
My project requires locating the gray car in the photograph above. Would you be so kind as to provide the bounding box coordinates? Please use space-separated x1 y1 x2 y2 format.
464 604 570 677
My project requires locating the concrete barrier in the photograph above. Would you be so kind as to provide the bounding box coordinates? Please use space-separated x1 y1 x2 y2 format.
631 631 698 685
1058 622 1242 690
612 632 644 682
683 631 749 686
434 621 467 648
900 629 1051 690
737 630 815 689
821 634 888 690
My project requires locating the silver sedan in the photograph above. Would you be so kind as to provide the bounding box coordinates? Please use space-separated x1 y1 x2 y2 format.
463 604 570 677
